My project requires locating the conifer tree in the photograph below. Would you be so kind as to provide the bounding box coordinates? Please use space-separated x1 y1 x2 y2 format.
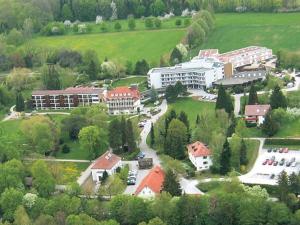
240 139 248 166
278 170 289 202
150 123 155 147
162 170 182 196
15 92 25 112
262 111 279 136
108 119 122 152
120 117 127 150
126 120 136 152
196 114 200 125
216 85 233 114
87 60 97 80
270 85 287 109
248 84 258 105
220 139 231 175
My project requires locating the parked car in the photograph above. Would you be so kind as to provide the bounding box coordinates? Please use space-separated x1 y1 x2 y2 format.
286 161 291 167
262 159 269 165
268 160 274 165
137 151 145 159
127 177 136 185
291 161 297 167
128 170 137 177
279 158 285 166
279 148 284 153
291 157 296 162
283 148 289 153
272 148 278 152
273 161 278 166
270 174 275 179
267 148 272 153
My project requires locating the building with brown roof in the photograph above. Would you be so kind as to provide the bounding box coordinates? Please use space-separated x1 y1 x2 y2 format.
91 151 122 182
245 104 271 125
187 141 212 171
135 165 165 198
31 87 104 110
104 86 142 115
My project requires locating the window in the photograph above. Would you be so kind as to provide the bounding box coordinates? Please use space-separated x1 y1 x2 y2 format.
203 156 207 159
203 161 208 165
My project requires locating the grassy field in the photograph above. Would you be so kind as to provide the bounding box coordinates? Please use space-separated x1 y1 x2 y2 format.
200 13 300 54
27 28 186 65
168 97 215 128
111 76 148 91
244 139 260 173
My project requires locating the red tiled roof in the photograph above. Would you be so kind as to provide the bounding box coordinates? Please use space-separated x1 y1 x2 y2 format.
91 151 121 170
198 49 219 57
135 166 165 195
32 87 103 95
187 141 211 157
106 86 140 100
245 104 271 116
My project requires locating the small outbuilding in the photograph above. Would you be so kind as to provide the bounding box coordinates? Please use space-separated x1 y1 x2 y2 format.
91 151 122 182
187 141 212 171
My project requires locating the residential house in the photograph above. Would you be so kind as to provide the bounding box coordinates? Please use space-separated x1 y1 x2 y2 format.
135 165 165 198
187 141 212 171
91 151 122 182
245 104 271 125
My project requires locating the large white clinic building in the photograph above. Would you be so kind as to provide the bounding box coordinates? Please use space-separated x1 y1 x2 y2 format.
147 57 225 89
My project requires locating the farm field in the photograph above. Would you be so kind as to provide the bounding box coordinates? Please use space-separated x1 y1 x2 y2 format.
27 28 186 64
200 13 300 54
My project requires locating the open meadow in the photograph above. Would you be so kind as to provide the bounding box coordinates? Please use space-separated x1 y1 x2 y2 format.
200 13 300 54
27 28 186 64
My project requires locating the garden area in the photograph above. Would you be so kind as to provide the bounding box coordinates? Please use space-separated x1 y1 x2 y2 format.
111 76 148 92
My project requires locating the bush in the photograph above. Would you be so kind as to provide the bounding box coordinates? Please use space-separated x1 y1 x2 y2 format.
145 17 154 29
62 144 70 153
265 138 300 146
175 19 182 26
114 22 122 31
41 22 65 36
154 18 162 28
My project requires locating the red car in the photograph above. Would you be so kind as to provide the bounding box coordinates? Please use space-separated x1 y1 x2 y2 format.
268 160 274 165
262 159 269 165
283 148 289 153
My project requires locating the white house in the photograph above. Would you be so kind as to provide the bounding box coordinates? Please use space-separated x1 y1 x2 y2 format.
104 86 142 115
135 166 165 198
187 141 212 171
91 151 122 182
245 104 271 125
147 57 224 90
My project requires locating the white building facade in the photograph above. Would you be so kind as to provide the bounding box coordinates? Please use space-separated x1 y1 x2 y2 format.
147 57 224 90
104 86 142 115
91 151 122 182
187 141 213 171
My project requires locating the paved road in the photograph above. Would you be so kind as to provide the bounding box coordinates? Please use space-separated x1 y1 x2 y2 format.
124 100 168 195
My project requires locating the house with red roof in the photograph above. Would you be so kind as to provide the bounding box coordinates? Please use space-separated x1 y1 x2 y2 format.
104 86 142 115
135 166 165 198
245 104 271 125
187 141 212 171
91 151 122 182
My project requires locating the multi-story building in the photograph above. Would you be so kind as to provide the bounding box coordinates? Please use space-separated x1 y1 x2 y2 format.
199 46 273 69
31 87 104 110
147 57 224 90
187 141 212 171
104 86 141 115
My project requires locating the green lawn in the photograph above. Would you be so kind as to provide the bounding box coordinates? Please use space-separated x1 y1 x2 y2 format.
199 13 300 54
27 28 186 65
244 139 260 173
112 76 148 91
275 117 300 138
168 97 215 128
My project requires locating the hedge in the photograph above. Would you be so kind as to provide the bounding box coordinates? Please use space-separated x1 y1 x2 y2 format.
265 138 300 146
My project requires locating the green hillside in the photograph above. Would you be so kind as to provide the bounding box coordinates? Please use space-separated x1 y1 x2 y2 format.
201 13 300 53
27 29 186 64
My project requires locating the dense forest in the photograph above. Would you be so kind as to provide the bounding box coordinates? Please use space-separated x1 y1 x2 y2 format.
0 0 300 33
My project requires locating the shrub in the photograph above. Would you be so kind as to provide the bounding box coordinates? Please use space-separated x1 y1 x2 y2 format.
154 18 162 28
175 19 182 26
114 22 122 31
265 138 300 146
62 144 70 153
41 22 65 36
145 17 154 29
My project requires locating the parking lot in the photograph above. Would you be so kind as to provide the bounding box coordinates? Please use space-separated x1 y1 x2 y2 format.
239 148 300 185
